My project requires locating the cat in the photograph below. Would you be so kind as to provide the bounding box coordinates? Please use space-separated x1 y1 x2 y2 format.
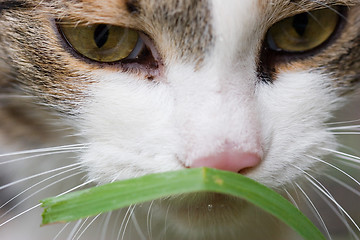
0 0 360 239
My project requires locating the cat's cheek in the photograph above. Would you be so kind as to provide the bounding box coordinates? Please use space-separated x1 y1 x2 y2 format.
252 71 341 187
76 72 184 182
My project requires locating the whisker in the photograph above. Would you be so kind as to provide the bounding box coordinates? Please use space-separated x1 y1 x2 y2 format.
289 1 325 26
326 175 360 198
0 177 94 228
72 217 90 240
67 219 83 240
163 201 172 239
306 155 360 187
0 171 83 220
332 132 360 135
147 200 155 240
308 0 348 21
0 94 36 99
0 162 81 190
100 212 112 240
53 222 71 240
56 178 96 198
322 148 360 163
283 188 299 209
306 176 360 233
131 212 146 240
327 119 360 126
292 163 348 221
0 203 41 227
295 182 332 239
331 159 360 171
110 210 123 240
307 177 360 240
75 214 101 240
327 125 360 131
0 143 88 158
118 205 136 240
0 165 82 209
0 149 82 165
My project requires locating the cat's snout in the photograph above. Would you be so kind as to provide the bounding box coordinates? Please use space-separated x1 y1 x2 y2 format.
189 146 262 173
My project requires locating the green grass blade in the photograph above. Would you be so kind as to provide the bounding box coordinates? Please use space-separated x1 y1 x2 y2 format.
41 167 325 240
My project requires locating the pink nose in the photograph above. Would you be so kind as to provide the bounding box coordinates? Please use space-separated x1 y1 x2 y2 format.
190 150 261 173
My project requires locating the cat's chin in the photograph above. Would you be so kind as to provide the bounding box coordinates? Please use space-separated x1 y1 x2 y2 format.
145 192 289 239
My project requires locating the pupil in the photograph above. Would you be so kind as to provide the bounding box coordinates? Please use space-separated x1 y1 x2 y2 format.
292 13 308 36
94 24 110 48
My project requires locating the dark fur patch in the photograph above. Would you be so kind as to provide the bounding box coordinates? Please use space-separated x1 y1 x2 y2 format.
0 1 27 11
126 0 140 14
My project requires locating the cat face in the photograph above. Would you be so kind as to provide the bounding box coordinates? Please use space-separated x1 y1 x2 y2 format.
1 0 360 239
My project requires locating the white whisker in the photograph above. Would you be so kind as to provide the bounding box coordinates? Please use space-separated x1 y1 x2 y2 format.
0 177 94 228
100 212 112 240
163 201 172 239
75 215 101 240
306 176 360 233
67 220 83 240
55 178 96 198
0 165 82 209
321 148 360 163
327 125 360 131
308 0 348 20
283 188 299 209
308 178 360 240
0 204 41 227
147 200 155 240
295 182 332 239
53 223 71 240
0 144 88 158
332 132 360 135
0 171 83 220
111 210 123 240
326 175 360 198
331 159 360 171
327 119 360 126
72 217 90 240
306 155 360 187
118 205 135 240
0 94 35 99
0 149 82 165
131 212 146 240
291 163 348 220
0 162 81 190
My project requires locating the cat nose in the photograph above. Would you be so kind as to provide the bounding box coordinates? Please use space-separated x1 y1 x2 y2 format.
190 149 261 173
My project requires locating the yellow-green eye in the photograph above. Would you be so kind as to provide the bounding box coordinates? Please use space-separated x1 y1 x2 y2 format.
267 8 340 52
59 23 141 62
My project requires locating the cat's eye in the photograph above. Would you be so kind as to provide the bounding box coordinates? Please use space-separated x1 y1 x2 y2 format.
59 23 144 63
266 8 340 52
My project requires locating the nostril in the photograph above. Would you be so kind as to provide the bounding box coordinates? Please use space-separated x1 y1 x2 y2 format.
190 150 261 173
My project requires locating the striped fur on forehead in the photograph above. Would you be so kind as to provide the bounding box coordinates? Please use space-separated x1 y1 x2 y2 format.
136 0 213 64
